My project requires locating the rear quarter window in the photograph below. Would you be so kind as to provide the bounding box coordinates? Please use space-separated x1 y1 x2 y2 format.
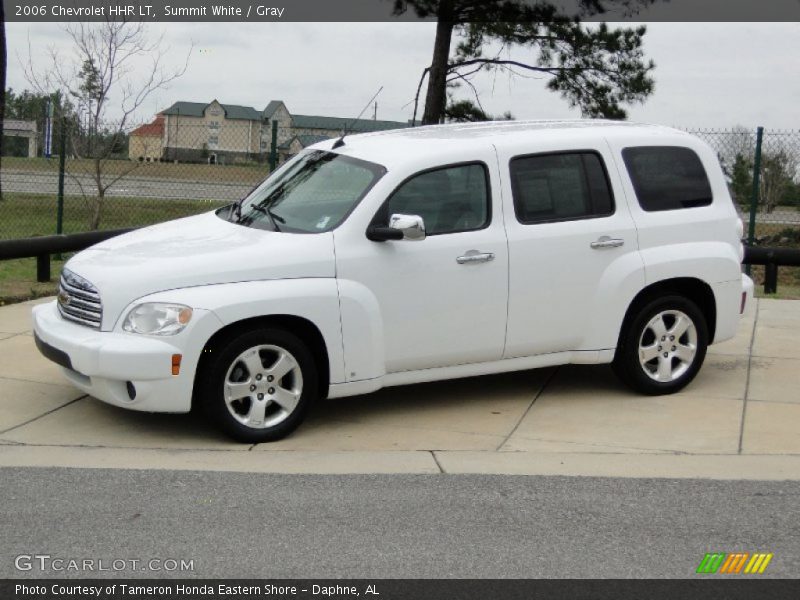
622 146 713 212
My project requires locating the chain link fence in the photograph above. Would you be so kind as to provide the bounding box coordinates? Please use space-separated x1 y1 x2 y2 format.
686 127 800 295
3 123 798 241
688 128 800 248
0 122 315 239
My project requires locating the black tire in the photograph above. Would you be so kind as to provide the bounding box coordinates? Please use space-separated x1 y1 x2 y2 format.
198 327 318 443
613 295 708 395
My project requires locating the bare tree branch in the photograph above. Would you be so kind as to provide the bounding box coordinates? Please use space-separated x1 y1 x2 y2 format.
23 19 191 229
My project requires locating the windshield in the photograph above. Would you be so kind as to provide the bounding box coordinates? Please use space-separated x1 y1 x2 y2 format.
225 150 386 233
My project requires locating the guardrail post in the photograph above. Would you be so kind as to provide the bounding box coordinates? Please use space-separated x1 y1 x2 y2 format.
36 255 51 283
764 262 778 294
745 126 764 276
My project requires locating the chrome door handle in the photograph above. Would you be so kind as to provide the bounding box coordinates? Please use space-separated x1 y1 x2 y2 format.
456 251 495 264
590 237 624 249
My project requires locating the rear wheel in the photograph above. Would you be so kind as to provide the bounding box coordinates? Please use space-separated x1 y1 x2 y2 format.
199 328 317 442
613 295 708 395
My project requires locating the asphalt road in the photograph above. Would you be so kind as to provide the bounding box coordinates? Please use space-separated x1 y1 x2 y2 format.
1 468 798 579
0 170 254 202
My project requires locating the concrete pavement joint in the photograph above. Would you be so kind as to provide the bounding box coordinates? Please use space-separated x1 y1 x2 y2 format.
738 298 760 454
500 434 687 455
311 416 509 440
747 397 800 406
496 366 560 451
0 441 250 452
0 395 87 436
430 451 445 473
0 374 79 389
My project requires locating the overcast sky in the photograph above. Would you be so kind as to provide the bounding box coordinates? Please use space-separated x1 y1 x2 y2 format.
7 22 800 130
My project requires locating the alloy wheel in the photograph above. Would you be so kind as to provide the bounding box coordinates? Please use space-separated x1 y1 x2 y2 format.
223 344 304 429
637 310 698 383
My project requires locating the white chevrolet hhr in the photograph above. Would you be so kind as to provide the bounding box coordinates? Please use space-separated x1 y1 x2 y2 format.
33 121 754 442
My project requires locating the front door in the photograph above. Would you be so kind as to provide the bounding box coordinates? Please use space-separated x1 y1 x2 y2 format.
336 161 508 374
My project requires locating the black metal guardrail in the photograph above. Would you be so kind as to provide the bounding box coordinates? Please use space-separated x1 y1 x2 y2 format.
744 246 800 294
0 229 133 282
0 230 799 294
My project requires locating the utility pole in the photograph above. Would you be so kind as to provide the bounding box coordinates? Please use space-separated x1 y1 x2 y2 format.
373 101 377 121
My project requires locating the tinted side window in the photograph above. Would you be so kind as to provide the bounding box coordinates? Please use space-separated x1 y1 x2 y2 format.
379 164 490 235
510 152 614 224
622 146 713 212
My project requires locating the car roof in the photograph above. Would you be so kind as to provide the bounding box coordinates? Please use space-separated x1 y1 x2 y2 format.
311 119 695 170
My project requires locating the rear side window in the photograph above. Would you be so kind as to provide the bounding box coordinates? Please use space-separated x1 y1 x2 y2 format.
622 146 713 212
510 152 614 224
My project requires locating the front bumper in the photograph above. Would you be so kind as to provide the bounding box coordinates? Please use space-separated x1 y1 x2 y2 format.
32 300 221 413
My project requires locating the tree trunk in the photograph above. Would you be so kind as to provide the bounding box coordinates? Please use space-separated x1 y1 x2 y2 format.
91 157 103 230
421 1 454 125
89 195 103 230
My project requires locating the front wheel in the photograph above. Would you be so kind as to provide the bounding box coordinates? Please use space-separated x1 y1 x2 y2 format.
613 296 708 395
199 328 318 442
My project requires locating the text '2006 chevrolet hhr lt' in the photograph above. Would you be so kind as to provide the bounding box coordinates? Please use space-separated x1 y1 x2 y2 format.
33 120 754 442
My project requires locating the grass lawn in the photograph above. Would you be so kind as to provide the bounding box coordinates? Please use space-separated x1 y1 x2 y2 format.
749 265 800 300
2 188 799 303
2 156 270 184
0 257 66 305
1 192 227 238
0 193 228 303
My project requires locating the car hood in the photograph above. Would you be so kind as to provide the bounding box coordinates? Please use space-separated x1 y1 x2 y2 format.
65 211 336 330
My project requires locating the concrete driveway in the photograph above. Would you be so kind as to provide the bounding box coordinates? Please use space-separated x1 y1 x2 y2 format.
1 297 799 479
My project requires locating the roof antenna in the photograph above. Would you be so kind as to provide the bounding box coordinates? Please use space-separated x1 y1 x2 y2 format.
332 86 383 149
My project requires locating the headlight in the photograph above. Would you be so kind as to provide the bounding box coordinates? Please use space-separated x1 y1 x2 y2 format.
122 303 193 336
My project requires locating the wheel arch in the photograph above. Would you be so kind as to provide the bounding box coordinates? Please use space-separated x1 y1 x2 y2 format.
618 277 717 347
194 314 331 408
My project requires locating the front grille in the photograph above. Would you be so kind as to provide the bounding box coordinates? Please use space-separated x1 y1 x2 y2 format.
58 270 102 329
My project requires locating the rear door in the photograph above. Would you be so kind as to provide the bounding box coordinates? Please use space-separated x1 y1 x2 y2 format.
497 142 643 357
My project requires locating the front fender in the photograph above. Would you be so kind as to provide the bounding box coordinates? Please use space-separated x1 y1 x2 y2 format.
138 279 346 385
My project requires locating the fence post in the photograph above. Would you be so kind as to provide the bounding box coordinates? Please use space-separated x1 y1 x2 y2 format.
269 120 278 172
745 126 764 276
55 118 67 260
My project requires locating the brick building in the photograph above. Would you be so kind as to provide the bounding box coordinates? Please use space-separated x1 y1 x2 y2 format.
129 99 410 164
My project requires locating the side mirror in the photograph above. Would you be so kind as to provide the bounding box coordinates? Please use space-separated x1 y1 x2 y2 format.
367 214 426 242
390 214 426 241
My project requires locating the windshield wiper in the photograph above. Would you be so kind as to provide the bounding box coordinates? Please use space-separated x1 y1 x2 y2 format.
249 204 285 231
229 197 245 222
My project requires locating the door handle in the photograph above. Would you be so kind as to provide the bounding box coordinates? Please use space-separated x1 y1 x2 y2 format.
456 251 495 264
590 237 624 249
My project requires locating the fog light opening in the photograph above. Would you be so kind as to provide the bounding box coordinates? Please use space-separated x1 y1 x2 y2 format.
125 381 136 400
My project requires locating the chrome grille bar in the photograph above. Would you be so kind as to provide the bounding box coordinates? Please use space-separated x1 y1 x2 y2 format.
58 270 102 329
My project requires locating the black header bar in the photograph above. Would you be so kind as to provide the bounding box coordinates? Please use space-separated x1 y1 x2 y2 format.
3 579 800 600
4 0 800 23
